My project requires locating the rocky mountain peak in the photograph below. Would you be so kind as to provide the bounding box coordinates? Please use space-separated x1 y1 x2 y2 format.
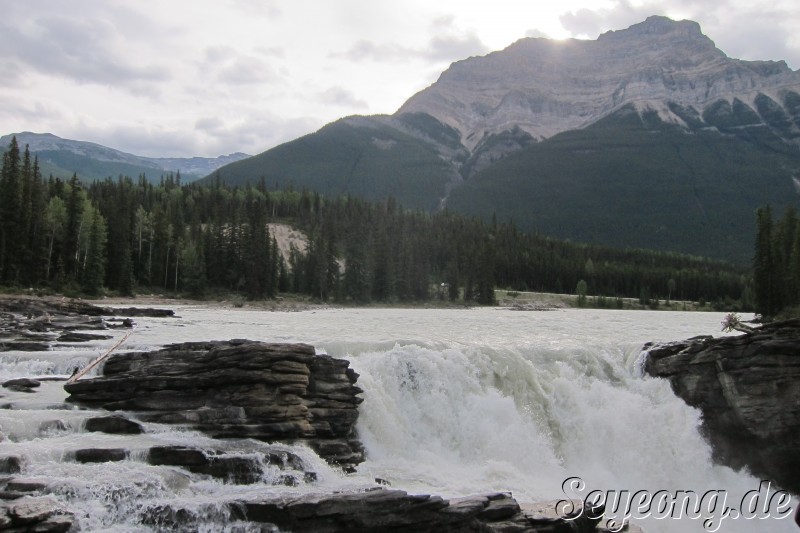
396 16 800 154
599 15 703 41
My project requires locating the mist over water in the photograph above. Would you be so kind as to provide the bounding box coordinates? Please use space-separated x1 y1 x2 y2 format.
1 306 796 532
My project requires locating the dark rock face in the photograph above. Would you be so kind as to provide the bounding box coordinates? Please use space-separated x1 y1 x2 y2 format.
84 415 144 434
71 448 129 463
643 319 800 493
64 340 365 468
2 378 41 392
148 445 314 485
233 489 603 533
0 455 24 474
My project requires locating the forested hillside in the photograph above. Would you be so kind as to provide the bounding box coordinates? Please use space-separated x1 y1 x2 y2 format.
0 136 747 306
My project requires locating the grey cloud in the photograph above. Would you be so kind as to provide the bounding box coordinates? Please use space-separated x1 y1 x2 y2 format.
0 15 170 94
190 112 321 157
340 40 415 62
318 87 369 109
338 31 489 64
218 57 279 85
200 47 282 87
66 124 202 159
701 8 799 68
0 60 25 87
426 32 490 61
256 46 286 58
195 117 226 134
230 0 282 19
0 97 67 127
560 1 651 38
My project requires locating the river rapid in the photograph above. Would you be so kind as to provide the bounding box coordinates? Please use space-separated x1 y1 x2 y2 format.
0 306 796 532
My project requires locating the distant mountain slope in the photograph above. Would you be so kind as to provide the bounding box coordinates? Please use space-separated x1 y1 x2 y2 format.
203 115 465 210
447 104 800 264
0 132 249 182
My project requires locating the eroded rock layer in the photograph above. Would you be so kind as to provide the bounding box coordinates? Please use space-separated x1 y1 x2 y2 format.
63 340 365 468
643 319 800 494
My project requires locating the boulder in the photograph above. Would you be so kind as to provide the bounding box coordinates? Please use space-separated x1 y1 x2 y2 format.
39 420 69 434
71 448 129 463
0 496 74 532
57 331 113 342
643 319 800 493
0 455 25 474
2 378 41 392
147 445 314 485
65 340 365 468
84 415 144 434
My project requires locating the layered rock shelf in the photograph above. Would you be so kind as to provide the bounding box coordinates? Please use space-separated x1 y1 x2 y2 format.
64 339 366 468
230 490 604 533
643 319 800 494
0 295 174 353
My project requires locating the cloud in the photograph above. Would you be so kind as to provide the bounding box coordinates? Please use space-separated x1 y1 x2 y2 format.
0 98 68 129
426 32 490 61
0 8 171 92
317 87 369 109
560 1 652 38
337 31 489 64
337 40 417 62
79 111 323 158
230 0 282 18
199 47 283 87
185 112 321 157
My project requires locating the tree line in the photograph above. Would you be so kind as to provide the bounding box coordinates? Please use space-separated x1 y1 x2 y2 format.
752 205 800 317
1 136 749 305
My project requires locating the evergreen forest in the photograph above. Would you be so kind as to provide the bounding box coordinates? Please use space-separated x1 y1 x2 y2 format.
0 137 749 307
752 205 800 317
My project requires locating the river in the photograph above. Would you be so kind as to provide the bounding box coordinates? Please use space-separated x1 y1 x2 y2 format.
0 306 796 532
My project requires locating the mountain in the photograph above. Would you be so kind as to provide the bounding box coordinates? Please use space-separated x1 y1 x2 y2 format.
211 16 800 263
202 114 466 210
0 132 250 182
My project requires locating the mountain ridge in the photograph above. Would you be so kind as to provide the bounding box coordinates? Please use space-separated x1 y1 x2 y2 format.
0 131 250 182
201 15 800 263
397 15 800 155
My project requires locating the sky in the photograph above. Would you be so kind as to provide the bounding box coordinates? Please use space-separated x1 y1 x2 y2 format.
2 0 799 159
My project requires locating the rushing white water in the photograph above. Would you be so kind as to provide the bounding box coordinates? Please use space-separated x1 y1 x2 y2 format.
0 306 796 532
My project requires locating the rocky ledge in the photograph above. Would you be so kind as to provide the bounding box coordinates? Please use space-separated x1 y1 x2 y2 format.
0 496 74 532
642 319 800 494
63 340 365 469
139 489 605 533
0 295 174 353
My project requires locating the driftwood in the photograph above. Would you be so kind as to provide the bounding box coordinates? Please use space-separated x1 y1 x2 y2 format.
66 328 135 384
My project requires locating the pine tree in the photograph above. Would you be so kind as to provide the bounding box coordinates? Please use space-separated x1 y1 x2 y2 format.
82 208 107 296
476 236 496 305
44 196 67 283
0 137 21 282
62 174 84 282
753 206 776 316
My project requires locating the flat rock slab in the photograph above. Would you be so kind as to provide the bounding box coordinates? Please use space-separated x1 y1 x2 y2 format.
0 496 74 532
234 489 603 532
65 340 365 469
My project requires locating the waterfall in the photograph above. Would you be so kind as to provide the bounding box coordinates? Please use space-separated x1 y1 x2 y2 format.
1 306 795 531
